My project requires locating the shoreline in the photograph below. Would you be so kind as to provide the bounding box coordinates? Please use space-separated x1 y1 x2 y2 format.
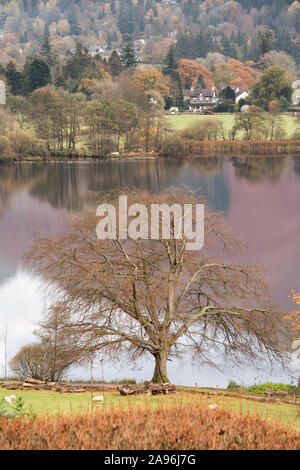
0 154 298 164
1 139 300 164
183 139 300 156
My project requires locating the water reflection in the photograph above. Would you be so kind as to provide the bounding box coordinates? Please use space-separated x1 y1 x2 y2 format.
0 159 230 213
231 157 288 184
0 157 299 384
294 157 300 177
0 163 46 217
0 157 299 299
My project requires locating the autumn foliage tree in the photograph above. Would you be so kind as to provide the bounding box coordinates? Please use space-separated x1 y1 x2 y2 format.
227 59 258 91
25 189 290 383
133 70 169 96
286 290 300 341
250 66 293 110
178 59 214 89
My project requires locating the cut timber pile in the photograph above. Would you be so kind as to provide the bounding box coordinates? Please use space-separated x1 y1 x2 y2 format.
2 378 176 395
1 378 115 393
264 390 292 397
118 381 176 396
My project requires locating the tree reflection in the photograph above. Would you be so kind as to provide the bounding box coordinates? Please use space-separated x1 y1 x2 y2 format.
0 163 47 218
293 157 300 177
29 160 185 210
231 157 287 184
0 159 230 215
188 157 224 176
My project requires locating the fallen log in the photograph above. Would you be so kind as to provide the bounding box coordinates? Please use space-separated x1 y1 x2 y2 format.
24 377 46 385
1 383 19 390
119 385 137 396
118 382 176 396
1 378 115 393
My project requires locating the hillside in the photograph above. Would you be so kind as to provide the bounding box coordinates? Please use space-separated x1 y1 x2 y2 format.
0 0 299 66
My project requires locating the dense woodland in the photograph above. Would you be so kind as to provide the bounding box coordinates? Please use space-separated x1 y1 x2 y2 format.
0 0 298 65
1 1 300 395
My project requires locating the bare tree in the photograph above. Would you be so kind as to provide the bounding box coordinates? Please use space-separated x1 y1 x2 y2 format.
35 307 80 381
10 325 75 381
24 189 290 383
10 343 48 380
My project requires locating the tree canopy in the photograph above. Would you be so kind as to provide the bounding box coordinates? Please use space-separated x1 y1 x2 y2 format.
250 66 293 110
25 189 291 383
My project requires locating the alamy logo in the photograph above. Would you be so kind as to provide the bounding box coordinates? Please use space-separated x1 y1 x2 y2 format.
96 196 204 251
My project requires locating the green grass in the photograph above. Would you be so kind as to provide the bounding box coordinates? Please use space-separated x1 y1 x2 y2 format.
1 387 299 430
221 396 300 431
167 113 236 131
166 113 299 138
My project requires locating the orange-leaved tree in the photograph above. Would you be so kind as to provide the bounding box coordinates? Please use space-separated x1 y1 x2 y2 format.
228 59 258 91
286 290 300 341
133 70 170 96
178 59 214 89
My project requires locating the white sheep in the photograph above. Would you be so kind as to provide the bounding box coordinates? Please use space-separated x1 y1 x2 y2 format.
208 404 218 410
92 395 104 404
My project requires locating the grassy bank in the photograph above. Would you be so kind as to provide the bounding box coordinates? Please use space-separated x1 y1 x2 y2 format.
167 113 299 138
1 387 299 430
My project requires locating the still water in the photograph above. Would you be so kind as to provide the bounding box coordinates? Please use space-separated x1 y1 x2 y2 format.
0 157 300 386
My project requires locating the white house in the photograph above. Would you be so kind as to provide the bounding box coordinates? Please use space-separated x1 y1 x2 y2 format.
292 80 300 106
235 90 249 104
183 87 218 111
0 80 6 105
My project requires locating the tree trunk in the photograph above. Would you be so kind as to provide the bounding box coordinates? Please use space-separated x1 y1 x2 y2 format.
151 350 170 383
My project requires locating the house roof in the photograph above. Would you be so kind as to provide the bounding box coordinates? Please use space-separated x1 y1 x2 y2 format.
235 90 249 98
184 88 216 98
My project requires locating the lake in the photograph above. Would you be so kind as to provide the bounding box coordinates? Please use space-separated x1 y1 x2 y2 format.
0 157 300 386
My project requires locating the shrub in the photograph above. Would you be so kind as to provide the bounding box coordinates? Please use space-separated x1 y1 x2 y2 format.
160 135 185 157
211 102 235 113
0 135 13 161
292 128 300 140
8 129 47 160
246 382 296 394
227 380 241 390
180 118 223 141
0 403 298 449
0 396 36 420
120 378 136 385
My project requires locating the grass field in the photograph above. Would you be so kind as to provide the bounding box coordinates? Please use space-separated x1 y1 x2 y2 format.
166 113 299 138
1 387 299 431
